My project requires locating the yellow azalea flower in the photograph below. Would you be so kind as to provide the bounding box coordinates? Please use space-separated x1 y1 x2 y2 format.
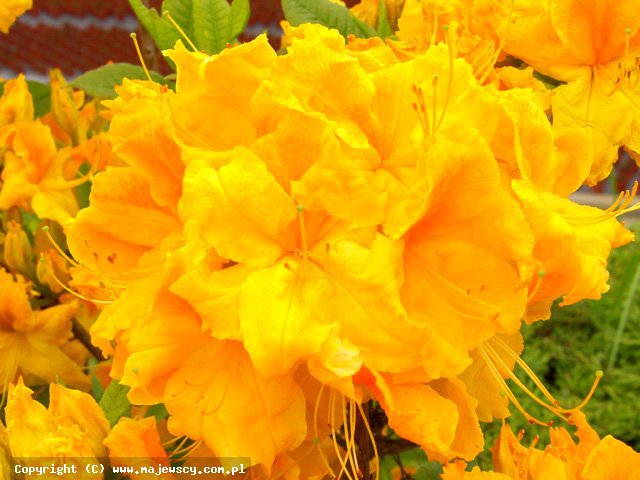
498 0 640 184
0 74 33 126
0 120 90 224
391 0 505 81
351 0 405 29
5 379 109 476
165 337 307 471
490 413 640 479
67 79 183 290
104 417 175 480
0 268 88 394
402 128 532 380
512 179 635 321
0 0 31 34
163 36 275 151
48 69 95 146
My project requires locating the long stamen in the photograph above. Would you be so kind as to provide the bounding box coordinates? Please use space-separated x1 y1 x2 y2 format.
162 11 198 51
478 345 553 427
297 205 309 263
313 384 336 477
526 269 546 303
330 390 356 480
490 337 604 414
349 398 360 476
41 226 82 268
43 257 113 305
341 395 359 480
434 25 454 133
478 0 514 84
430 0 438 46
412 84 431 141
483 341 566 416
431 75 439 135
624 28 632 83
129 33 152 82
567 181 640 226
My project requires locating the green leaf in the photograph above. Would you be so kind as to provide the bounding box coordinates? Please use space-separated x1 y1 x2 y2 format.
192 0 232 54
129 0 182 51
27 81 51 117
376 0 393 38
99 380 132 427
282 0 377 39
228 0 251 40
75 162 93 210
146 403 170 420
71 63 166 99
130 0 249 56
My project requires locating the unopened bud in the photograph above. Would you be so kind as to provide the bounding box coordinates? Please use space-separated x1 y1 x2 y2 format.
4 220 35 278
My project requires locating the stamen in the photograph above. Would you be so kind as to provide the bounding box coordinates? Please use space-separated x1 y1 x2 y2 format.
339 395 359 480
297 205 310 263
330 390 356 480
313 384 336 478
489 337 604 414
434 25 455 133
477 345 553 427
478 0 514 84
430 0 438 46
43 255 113 305
41 226 82 268
162 11 198 52
526 269 546 303
129 33 153 82
411 84 431 140
624 28 632 83
566 181 640 226
431 75 439 134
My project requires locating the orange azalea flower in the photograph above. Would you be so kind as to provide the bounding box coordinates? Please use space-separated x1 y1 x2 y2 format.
66 80 184 291
0 268 87 395
441 413 640 479
5 379 109 477
498 0 640 184
105 417 175 480
0 0 31 34
0 75 33 126
0 118 97 224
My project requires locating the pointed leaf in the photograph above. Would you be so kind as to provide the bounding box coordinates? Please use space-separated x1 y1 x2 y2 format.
376 0 393 38
129 0 182 51
282 0 377 39
228 0 250 40
71 63 167 99
192 0 232 54
99 380 132 427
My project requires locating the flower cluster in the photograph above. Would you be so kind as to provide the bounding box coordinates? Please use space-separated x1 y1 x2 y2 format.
1 0 640 477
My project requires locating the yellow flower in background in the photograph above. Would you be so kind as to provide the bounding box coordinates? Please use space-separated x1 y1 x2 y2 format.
0 0 31 34
0 268 87 394
5 379 109 476
498 0 640 184
0 75 33 126
442 413 640 479
351 0 405 30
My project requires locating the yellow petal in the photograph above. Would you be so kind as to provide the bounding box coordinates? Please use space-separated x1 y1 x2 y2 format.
179 147 296 268
165 339 306 470
239 259 336 377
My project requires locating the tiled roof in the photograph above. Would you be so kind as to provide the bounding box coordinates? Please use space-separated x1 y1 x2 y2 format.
0 0 286 79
